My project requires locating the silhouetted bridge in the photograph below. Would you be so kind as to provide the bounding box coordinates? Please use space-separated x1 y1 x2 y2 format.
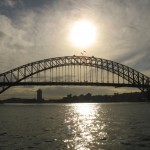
0 56 150 99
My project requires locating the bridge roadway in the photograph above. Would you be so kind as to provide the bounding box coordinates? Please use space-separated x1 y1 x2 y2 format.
0 82 149 88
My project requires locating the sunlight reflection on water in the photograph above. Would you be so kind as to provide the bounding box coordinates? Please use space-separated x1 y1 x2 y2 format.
1 103 150 149
64 103 107 149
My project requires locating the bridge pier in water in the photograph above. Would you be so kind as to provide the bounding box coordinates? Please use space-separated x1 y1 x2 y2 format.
147 91 150 101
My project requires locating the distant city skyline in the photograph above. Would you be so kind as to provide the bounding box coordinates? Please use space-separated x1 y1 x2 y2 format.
0 0 150 99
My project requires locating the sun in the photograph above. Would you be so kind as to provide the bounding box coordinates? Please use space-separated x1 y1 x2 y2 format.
69 20 96 48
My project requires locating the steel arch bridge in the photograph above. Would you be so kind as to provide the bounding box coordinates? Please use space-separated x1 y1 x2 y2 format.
0 55 150 99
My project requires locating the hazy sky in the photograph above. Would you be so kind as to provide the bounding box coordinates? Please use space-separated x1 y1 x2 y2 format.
0 0 150 99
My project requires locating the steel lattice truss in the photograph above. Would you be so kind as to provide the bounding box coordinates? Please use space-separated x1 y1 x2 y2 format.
0 56 149 98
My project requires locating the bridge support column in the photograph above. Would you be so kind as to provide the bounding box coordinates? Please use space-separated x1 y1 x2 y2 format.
146 90 150 102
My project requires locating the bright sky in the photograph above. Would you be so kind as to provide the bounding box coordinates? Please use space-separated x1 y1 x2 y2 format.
0 0 150 99
69 20 96 48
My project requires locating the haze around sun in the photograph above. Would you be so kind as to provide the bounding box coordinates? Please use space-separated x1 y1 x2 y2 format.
69 20 96 48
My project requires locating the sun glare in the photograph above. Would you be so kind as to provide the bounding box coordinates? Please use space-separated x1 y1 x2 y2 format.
69 20 96 48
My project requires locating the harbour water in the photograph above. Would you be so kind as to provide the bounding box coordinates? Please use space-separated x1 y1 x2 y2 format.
0 103 150 150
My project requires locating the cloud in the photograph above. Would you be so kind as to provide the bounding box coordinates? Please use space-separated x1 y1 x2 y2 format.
5 0 17 7
1 0 149 70
121 52 146 68
0 14 34 72
0 0 23 9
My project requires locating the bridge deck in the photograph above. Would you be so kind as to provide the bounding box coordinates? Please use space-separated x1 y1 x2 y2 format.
0 82 148 88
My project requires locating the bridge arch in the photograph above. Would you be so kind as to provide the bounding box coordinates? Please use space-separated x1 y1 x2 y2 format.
0 56 149 99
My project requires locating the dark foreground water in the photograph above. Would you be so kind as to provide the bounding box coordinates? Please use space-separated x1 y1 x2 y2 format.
0 103 150 150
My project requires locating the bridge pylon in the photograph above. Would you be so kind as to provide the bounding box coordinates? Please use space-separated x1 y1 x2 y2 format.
147 90 150 101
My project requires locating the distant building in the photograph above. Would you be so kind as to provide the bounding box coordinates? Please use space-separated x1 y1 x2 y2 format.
37 89 42 102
